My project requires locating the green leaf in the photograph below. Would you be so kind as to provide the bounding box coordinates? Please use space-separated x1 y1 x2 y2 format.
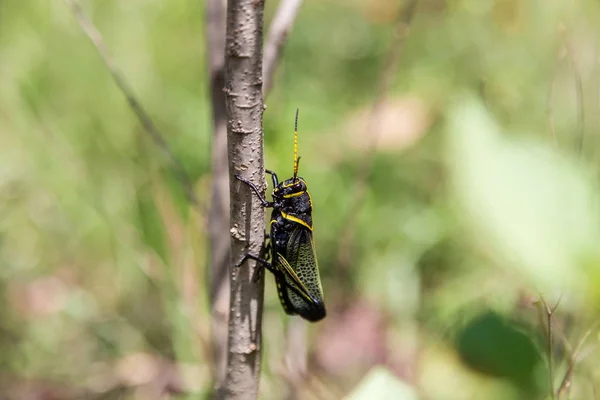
345 366 419 400
455 310 544 393
445 95 600 294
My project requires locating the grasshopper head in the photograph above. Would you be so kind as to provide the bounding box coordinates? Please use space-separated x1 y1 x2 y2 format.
274 177 307 198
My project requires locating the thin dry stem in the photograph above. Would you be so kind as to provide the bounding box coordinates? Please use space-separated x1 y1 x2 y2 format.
64 0 201 212
557 319 600 398
262 0 304 96
548 26 585 154
535 295 562 399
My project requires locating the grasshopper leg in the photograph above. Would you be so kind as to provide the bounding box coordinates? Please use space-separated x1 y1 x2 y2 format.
265 169 279 187
235 175 273 208
235 244 275 283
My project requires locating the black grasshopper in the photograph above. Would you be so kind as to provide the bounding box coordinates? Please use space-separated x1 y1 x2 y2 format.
235 109 326 322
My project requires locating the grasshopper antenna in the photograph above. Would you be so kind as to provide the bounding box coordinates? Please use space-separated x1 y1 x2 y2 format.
293 108 300 181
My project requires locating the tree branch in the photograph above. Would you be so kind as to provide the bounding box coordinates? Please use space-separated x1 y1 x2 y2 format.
209 0 303 393
262 0 303 96
206 0 231 391
220 0 266 398
64 0 202 212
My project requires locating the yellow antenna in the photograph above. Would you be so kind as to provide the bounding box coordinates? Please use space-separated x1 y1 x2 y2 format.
293 108 300 181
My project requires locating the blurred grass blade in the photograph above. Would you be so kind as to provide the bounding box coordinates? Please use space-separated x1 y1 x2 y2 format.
445 95 600 294
136 183 169 263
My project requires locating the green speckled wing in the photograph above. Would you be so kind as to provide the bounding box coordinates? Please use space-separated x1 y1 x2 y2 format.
284 225 324 308
276 253 314 304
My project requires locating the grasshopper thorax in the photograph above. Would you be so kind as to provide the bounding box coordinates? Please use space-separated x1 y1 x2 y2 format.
271 176 313 231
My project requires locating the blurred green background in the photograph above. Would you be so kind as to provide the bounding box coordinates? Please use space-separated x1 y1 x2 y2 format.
2 0 600 399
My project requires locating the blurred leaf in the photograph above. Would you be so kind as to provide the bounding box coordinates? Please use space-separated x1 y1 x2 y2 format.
455 310 544 394
344 366 419 400
445 95 600 294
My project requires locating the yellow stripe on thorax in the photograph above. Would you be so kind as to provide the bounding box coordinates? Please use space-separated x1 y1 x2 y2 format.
281 178 307 189
282 191 305 198
280 211 313 231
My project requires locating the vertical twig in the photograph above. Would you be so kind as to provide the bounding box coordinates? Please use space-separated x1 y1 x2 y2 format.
556 319 600 398
335 0 419 272
206 0 231 391
535 295 562 399
220 0 266 398
262 0 303 97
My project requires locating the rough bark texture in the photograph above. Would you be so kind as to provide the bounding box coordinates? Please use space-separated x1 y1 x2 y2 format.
206 0 230 390
220 0 266 398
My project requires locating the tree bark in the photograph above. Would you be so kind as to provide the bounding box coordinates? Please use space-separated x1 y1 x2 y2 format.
220 0 266 398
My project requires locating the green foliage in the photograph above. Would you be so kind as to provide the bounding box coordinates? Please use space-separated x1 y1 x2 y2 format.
446 96 600 296
2 0 600 398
